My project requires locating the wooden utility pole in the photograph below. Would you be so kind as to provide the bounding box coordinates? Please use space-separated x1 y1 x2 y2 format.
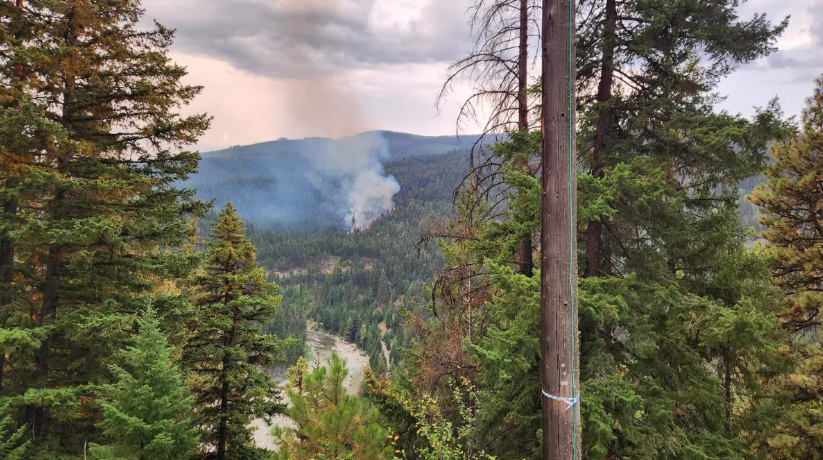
540 0 579 459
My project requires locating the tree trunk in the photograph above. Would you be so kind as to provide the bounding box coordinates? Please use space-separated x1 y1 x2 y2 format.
0 198 15 303
0 197 16 392
28 244 60 437
584 0 617 278
2 0 25 394
725 353 733 435
540 1 580 459
217 354 230 460
29 5 76 431
2 0 24 301
517 0 535 277
518 0 529 132
217 297 237 460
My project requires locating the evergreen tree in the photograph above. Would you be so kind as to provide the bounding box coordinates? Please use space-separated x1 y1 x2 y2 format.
273 353 394 460
750 75 823 458
0 0 209 454
184 203 292 460
90 306 199 460
0 401 29 460
0 0 65 401
0 86 65 402
576 0 788 279
284 357 310 394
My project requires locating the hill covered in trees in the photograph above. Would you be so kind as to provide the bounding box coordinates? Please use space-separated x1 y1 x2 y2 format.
186 132 481 231
213 144 475 374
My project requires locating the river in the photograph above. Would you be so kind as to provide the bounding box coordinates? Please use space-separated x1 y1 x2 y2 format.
251 324 370 450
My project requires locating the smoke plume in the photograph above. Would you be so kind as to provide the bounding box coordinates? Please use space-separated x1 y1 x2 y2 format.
191 132 401 232
302 132 401 230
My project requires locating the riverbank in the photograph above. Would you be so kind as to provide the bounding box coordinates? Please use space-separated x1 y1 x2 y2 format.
251 323 370 450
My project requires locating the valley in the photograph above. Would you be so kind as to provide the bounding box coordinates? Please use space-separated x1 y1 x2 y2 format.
189 135 478 377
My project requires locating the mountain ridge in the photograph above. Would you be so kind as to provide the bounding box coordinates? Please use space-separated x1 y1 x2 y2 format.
200 131 484 160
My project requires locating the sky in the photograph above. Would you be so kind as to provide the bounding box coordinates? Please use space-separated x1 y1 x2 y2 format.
139 0 823 152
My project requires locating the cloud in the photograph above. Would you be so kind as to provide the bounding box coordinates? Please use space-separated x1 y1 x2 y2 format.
736 0 821 77
759 49 822 72
141 0 473 79
170 52 477 152
811 3 823 48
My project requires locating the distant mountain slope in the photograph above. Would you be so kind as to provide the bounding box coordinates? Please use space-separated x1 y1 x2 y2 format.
187 132 479 230
375 131 482 159
247 148 472 373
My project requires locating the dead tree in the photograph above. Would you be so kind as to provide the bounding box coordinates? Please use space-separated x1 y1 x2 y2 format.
437 0 541 277
438 0 541 142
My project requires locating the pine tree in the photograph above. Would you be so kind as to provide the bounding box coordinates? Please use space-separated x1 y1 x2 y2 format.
0 0 66 399
284 357 310 394
184 203 292 460
90 306 199 460
749 75 823 459
461 134 790 460
0 86 65 400
273 352 394 460
0 0 209 454
574 0 788 281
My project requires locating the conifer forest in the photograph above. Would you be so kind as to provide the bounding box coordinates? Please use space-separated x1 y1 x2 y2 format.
2 0 823 459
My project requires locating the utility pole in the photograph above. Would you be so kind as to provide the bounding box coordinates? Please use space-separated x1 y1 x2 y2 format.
540 0 579 459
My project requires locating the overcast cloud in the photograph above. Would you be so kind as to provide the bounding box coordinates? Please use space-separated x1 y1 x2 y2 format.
718 0 821 121
143 0 473 79
140 0 823 152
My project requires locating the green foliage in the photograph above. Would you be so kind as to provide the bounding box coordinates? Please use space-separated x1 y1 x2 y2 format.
184 204 293 460
284 357 311 394
238 150 471 375
464 214 788 460
750 75 823 459
273 352 395 460
90 307 199 460
0 0 815 458
0 401 29 460
400 2 796 460
464 262 542 458
0 0 209 455
405 378 494 460
263 286 309 367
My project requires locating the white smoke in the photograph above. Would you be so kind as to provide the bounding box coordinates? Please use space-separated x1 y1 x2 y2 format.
346 167 401 231
191 131 400 231
303 131 400 231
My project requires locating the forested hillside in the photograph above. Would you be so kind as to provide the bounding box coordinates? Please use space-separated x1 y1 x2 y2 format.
221 148 472 374
187 132 480 231
193 127 770 399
